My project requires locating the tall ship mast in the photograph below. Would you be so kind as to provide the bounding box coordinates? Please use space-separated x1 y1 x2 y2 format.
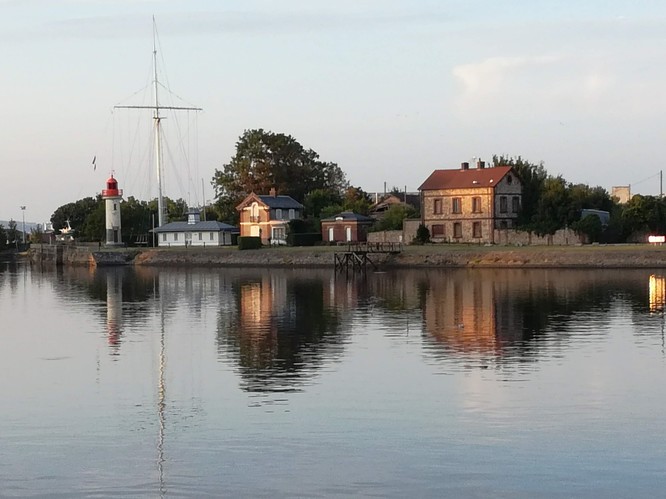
114 17 202 227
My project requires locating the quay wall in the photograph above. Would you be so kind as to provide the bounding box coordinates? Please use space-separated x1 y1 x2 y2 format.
27 244 666 269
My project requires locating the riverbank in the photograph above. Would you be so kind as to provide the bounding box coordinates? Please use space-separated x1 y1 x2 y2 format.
28 243 666 268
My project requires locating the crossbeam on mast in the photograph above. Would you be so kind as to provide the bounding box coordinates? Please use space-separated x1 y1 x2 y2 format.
114 105 202 111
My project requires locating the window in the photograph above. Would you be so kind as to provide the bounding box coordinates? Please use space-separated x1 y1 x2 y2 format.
452 197 462 214
275 208 282 220
162 233 166 242
113 203 117 211
210 232 214 241
289 209 295 219
472 197 481 213
499 196 508 213
453 222 462 238
174 233 179 241
431 224 445 237
198 232 202 241
512 196 520 213
507 175 513 185
433 198 442 215
473 222 482 238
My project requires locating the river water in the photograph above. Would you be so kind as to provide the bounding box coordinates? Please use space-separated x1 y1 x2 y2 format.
1 262 666 498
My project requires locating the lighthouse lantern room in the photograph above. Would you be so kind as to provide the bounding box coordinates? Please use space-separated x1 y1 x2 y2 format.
102 175 123 246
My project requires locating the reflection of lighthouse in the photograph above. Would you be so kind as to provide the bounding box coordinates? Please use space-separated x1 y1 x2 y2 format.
106 271 123 352
102 175 123 246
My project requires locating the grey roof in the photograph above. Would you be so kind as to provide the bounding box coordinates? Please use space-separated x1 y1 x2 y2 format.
581 209 610 226
258 195 303 209
153 221 238 233
321 211 375 223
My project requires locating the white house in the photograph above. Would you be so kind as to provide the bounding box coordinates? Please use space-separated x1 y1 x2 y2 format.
152 210 238 247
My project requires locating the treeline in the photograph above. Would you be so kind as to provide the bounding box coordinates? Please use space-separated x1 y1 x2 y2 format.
495 155 664 243
44 129 665 244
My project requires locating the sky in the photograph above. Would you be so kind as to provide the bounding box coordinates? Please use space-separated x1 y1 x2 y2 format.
2 0 666 224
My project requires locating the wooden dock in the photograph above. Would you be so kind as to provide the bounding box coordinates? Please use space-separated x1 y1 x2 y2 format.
334 242 403 272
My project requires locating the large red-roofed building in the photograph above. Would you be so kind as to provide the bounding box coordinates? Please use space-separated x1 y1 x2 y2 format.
418 160 522 243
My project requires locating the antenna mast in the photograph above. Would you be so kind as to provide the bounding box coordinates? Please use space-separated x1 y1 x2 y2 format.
114 16 202 227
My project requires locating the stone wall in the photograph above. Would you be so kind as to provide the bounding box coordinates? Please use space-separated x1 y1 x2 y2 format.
493 228 583 246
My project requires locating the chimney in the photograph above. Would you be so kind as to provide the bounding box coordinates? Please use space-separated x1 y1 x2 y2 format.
461 162 469 170
477 160 485 169
269 187 276 197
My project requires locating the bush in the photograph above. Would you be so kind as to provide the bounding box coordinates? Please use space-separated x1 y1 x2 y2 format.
287 232 322 246
413 224 430 244
572 214 603 243
238 236 262 250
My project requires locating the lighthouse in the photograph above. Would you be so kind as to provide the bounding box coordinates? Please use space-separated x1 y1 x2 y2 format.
102 175 123 246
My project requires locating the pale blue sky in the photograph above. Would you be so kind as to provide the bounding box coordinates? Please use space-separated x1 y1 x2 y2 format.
2 0 666 223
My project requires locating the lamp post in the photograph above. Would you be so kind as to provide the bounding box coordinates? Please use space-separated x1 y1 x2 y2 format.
20 206 26 244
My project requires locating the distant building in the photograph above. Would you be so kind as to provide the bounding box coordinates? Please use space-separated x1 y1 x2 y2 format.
236 188 304 245
612 186 631 204
418 160 522 244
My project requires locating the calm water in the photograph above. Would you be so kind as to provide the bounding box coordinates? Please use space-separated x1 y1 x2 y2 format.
2 262 666 498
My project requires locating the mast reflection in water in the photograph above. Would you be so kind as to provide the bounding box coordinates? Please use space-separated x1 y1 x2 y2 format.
2 264 666 497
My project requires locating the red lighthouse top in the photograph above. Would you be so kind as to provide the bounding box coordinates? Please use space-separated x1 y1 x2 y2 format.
102 175 123 198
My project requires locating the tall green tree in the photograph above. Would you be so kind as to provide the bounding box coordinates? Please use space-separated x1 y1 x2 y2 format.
212 129 348 221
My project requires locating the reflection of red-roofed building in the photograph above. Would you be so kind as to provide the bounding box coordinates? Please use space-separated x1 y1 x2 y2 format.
419 161 522 244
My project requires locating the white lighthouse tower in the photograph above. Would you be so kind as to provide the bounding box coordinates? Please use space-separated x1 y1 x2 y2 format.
102 175 123 246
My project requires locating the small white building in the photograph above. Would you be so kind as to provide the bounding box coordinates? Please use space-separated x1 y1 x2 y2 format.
152 210 237 247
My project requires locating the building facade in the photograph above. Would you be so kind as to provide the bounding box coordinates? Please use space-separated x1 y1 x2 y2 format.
419 161 522 244
236 189 304 245
152 210 237 247
321 211 375 243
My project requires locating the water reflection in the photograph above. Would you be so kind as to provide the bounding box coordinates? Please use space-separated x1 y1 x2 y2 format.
30 266 666 379
216 270 350 393
5 263 666 496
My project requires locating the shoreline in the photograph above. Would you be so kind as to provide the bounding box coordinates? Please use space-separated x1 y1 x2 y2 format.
27 244 666 269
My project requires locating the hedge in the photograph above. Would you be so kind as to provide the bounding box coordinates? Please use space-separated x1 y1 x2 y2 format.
287 232 322 247
238 236 262 250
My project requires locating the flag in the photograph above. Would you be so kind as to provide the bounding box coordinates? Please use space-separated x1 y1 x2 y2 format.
92 155 96 171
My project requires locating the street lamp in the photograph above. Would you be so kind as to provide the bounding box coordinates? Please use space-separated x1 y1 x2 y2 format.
20 206 26 244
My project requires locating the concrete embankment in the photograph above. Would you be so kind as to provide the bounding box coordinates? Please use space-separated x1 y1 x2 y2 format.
27 244 666 268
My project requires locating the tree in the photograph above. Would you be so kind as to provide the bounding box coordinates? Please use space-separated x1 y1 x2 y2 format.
212 129 348 220
621 195 666 237
30 225 44 244
414 224 430 244
341 186 372 215
7 219 18 245
51 197 103 241
572 214 603 243
374 204 417 231
0 224 6 249
304 189 343 219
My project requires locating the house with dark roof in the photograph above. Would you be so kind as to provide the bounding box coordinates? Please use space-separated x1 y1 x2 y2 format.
152 209 238 247
418 160 522 244
236 188 304 245
321 211 375 243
